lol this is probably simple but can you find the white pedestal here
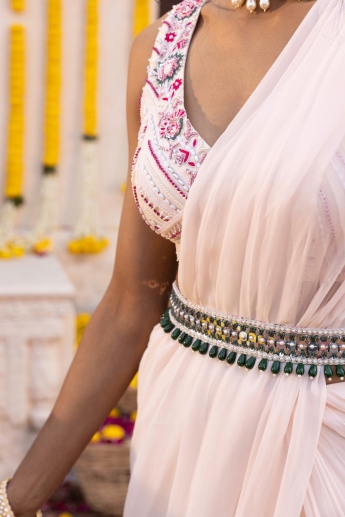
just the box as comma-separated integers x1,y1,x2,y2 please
0,256,75,478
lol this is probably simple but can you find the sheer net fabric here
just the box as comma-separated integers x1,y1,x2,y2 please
124,0,345,515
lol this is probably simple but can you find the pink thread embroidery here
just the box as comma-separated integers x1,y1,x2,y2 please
159,109,186,140
148,140,188,199
146,79,159,98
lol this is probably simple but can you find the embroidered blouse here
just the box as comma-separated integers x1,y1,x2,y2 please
131,0,209,257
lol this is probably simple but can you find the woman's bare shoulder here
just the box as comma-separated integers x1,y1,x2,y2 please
127,14,168,133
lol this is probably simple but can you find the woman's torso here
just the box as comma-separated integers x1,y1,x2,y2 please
132,0,345,331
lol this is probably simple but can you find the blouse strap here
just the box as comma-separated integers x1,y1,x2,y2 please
146,0,205,75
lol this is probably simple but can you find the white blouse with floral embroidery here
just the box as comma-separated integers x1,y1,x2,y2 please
131,0,209,258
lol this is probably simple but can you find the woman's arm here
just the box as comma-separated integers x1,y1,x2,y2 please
7,18,175,517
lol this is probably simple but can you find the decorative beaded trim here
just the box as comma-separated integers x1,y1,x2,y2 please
158,283,345,380
0,479,43,517
171,282,345,339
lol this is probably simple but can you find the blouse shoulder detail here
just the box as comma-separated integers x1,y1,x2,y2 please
131,0,210,255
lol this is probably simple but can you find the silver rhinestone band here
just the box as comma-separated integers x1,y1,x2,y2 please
170,282,345,365
171,282,345,338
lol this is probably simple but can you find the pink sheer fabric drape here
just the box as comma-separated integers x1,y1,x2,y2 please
124,0,345,515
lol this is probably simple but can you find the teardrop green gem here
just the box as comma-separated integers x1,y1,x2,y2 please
161,319,170,328
308,364,317,379
199,342,209,355
163,323,175,333
227,351,237,364
324,364,333,379
245,356,256,370
171,328,181,340
237,354,246,367
161,309,169,320
258,358,268,371
336,364,345,379
209,345,218,358
271,361,281,375
284,362,293,375
192,339,201,352
296,363,305,377
178,332,187,344
183,335,193,348
218,348,227,361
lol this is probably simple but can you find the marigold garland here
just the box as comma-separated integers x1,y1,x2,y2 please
84,0,98,138
43,0,62,168
119,0,152,195
11,0,25,12
31,0,62,255
133,0,151,37
68,0,108,255
0,25,26,259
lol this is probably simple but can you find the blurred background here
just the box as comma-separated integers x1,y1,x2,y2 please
0,0,176,516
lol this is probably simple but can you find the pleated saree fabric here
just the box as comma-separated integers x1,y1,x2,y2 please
124,0,345,515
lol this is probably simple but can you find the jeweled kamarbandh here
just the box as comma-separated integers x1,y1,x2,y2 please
160,283,345,381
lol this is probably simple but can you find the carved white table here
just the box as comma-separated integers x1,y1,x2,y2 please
0,255,75,478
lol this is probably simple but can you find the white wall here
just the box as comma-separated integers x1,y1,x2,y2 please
0,0,158,311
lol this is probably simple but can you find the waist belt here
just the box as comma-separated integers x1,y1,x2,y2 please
160,283,345,381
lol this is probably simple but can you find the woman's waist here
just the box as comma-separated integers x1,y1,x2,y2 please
161,282,345,383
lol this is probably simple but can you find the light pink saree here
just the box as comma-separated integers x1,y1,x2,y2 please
125,0,345,515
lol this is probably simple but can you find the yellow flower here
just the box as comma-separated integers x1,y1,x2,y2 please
90,431,102,443
33,238,53,255
0,247,12,259
130,373,138,389
68,236,109,254
8,243,25,257
102,425,125,442
0,243,25,259
76,313,91,349
109,408,120,418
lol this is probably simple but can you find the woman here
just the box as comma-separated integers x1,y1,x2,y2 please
3,0,345,516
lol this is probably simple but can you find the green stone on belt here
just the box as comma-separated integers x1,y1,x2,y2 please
336,364,345,380
199,342,209,355
296,363,305,377
308,364,317,379
258,358,268,371
183,335,193,348
162,309,169,319
192,339,201,352
227,351,237,365
246,356,256,370
324,364,333,380
237,354,246,367
178,332,187,344
218,348,227,361
271,361,281,376
209,345,218,358
284,362,293,376
161,318,170,328
163,323,175,333
171,328,181,340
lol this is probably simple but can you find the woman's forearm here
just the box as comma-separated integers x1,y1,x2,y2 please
7,287,166,517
